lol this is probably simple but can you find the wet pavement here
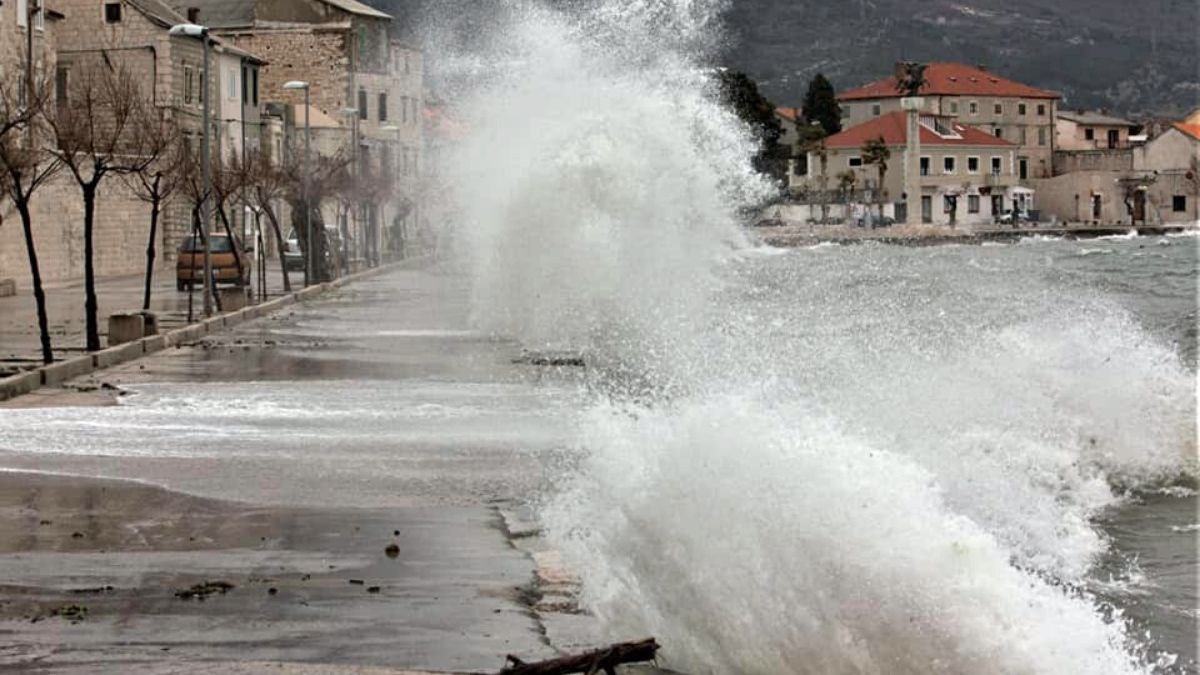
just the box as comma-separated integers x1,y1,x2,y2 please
0,263,611,673
0,262,302,373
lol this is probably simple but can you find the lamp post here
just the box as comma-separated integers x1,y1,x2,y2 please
283,81,312,286
341,107,360,269
170,22,215,316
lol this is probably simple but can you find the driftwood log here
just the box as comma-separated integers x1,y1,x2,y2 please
499,638,660,675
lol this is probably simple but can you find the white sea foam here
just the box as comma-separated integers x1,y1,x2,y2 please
430,1,1197,671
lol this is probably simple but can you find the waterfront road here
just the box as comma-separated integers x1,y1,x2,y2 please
0,263,607,673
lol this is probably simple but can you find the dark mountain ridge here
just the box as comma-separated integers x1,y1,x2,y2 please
369,0,1199,117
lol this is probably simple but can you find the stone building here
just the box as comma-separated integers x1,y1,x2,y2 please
170,0,425,261
791,111,1021,227
1056,110,1137,151
1031,121,1199,226
837,62,1059,182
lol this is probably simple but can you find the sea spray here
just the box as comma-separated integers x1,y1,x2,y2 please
426,1,1197,671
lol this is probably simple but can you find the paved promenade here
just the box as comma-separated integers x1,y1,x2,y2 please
0,263,302,374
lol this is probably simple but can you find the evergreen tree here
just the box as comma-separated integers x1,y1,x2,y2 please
802,73,842,135
715,69,787,182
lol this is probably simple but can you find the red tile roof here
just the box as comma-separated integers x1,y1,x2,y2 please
838,63,1060,101
823,111,1015,149
1173,123,1200,141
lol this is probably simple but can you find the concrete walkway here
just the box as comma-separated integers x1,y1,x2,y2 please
0,262,304,374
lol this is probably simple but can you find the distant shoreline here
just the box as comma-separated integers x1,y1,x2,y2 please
754,223,1198,247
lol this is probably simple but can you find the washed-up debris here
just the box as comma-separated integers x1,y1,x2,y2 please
348,579,364,585
512,350,586,367
51,604,88,623
175,581,234,600
70,585,115,595
500,638,659,675
366,586,381,594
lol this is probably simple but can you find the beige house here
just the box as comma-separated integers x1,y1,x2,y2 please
172,0,425,260
791,111,1022,227
838,62,1059,182
1056,111,1136,151
1032,122,1199,226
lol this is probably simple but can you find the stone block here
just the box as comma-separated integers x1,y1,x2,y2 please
0,370,42,401
41,356,95,388
108,313,145,347
93,341,144,370
219,288,249,311
140,311,159,336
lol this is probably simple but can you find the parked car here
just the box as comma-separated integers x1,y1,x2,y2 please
283,230,305,271
176,234,249,291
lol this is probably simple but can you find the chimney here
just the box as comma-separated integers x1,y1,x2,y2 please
187,7,200,23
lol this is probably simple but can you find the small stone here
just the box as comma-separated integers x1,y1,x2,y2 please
367,586,380,594
392,530,399,536
70,532,84,539
348,579,364,585
384,543,400,559
268,588,278,596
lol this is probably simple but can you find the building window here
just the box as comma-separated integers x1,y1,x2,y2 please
227,67,237,100
1173,195,1188,212
848,156,863,167
871,104,881,117
968,195,980,213
55,66,69,104
990,156,1002,175
943,157,955,174
184,65,194,104
104,2,122,22
1018,127,1027,145
967,156,980,174
920,156,931,176
1018,103,1026,116
358,89,368,120
34,2,44,30
251,69,258,106
1084,128,1095,141
949,101,959,115
994,103,1003,116
1037,127,1046,146
994,127,1003,139
1037,104,1046,116
241,66,248,104
17,0,27,27
943,196,955,213
378,92,388,121
969,101,978,115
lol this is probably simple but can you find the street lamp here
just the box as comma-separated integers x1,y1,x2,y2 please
283,80,313,286
169,22,215,316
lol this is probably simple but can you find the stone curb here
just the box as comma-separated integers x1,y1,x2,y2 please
0,258,419,402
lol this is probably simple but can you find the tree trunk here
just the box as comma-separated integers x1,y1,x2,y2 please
142,182,160,311
187,206,198,323
261,200,290,292
82,180,100,352
16,201,53,364
216,203,245,284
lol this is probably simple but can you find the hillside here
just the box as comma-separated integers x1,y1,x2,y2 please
369,0,1199,117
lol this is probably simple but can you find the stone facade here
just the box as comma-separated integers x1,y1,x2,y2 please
838,64,1059,182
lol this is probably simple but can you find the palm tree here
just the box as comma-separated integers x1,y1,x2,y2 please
860,136,891,224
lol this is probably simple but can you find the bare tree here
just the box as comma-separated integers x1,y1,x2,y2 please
280,140,351,283
243,148,292,292
0,78,61,363
49,62,152,351
123,106,185,310
211,151,248,285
